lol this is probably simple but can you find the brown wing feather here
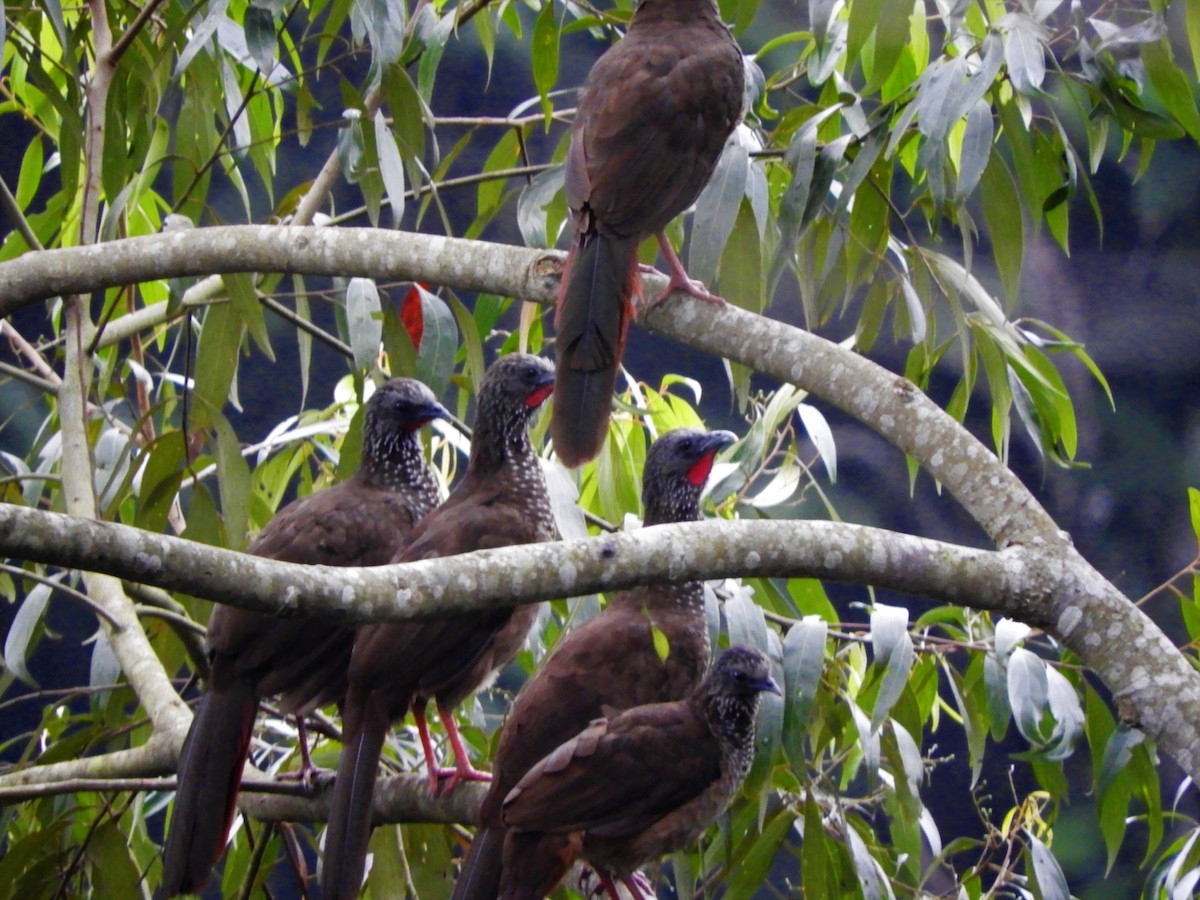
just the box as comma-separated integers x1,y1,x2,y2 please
501,704,721,839
570,17,743,238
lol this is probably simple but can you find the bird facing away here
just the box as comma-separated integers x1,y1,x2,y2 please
320,353,557,900
551,0,745,467
499,645,780,900
451,427,737,900
160,378,449,898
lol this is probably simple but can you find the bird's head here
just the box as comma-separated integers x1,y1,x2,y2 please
711,645,780,698
641,428,737,525
366,377,451,435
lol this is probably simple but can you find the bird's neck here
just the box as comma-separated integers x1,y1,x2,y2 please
701,691,760,768
359,432,440,512
633,0,718,27
468,416,536,474
641,494,700,529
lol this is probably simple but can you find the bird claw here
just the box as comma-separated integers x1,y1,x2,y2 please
427,761,492,797
642,232,726,309
277,763,327,792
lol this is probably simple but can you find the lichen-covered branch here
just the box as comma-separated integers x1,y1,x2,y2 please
0,504,1032,623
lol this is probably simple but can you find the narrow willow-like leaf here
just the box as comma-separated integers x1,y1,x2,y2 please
414,286,457,396
374,110,407,227
690,139,748,286
345,277,383,371
1007,647,1049,744
516,164,564,249
212,407,252,550
783,616,826,765
3,578,54,687
244,4,276,73
193,302,244,430
1026,829,1071,900
531,0,559,125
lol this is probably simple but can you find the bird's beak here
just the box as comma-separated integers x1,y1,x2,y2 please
411,401,452,429
700,430,738,454
754,675,782,696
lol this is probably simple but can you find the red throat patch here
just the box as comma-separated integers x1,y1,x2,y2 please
687,451,716,486
525,384,554,408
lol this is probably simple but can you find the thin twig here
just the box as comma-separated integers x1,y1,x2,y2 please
0,562,121,629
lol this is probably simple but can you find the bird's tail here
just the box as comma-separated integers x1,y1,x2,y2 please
320,689,392,900
450,823,505,900
160,677,258,897
551,231,639,467
497,831,581,900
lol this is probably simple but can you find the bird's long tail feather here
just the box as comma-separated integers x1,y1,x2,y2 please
450,823,505,900
161,676,258,897
321,689,392,900
551,231,639,467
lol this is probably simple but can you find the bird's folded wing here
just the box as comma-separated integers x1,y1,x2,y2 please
501,707,721,839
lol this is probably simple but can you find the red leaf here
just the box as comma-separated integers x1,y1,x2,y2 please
400,284,425,349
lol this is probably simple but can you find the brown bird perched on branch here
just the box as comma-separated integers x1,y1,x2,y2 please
160,378,449,898
551,0,745,467
451,427,736,900
320,353,557,900
499,645,779,900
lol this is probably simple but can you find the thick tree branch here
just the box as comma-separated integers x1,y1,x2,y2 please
0,227,559,319
0,507,1022,621
0,502,1197,782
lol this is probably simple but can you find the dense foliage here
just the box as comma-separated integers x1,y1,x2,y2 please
2,0,1200,895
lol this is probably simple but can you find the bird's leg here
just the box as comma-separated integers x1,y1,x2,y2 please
277,716,321,788
595,869,625,900
294,718,317,788
434,702,493,795
646,232,725,306
412,702,456,796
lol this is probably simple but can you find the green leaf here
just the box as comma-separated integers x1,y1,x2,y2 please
865,0,913,90
365,826,407,899
222,272,274,361
869,603,913,731
374,110,408,227
783,616,826,766
16,135,44,212
723,806,796,899
650,620,670,663
1143,37,1200,141
955,101,993,202
345,277,383,371
725,582,769,652
416,11,454,105
516,164,564,249
1190,487,1200,548
244,4,277,74
690,139,748,286
801,790,830,896
382,62,427,169
1186,0,1200,78
1025,829,1070,900
88,821,143,897
980,151,1023,302
532,0,560,126
3,578,54,687
413,286,458,395
1007,647,1049,744
211,408,252,550
192,302,244,431
718,199,764,313
846,0,885,67
473,129,520,237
